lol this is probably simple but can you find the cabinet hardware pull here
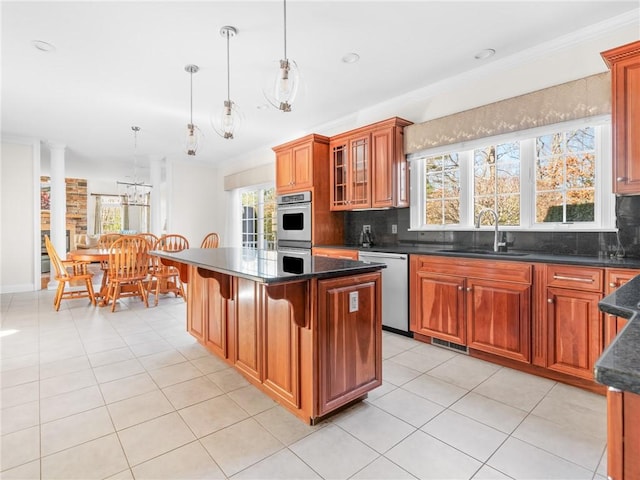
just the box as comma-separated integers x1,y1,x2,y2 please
616,177,627,182
553,274,594,283
547,298,553,304
458,286,463,291
609,282,617,288
466,287,472,292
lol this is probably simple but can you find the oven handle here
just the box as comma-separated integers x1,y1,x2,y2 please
278,247,312,256
277,203,311,211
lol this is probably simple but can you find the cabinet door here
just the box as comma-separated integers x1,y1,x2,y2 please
348,134,371,208
606,42,640,194
291,142,313,191
204,277,228,358
317,273,381,415
371,127,395,208
604,268,640,346
410,270,466,345
546,287,603,379
275,149,293,193
233,278,261,381
466,278,531,363
330,140,349,210
186,266,205,342
262,291,300,409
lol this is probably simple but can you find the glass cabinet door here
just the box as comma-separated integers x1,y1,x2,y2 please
349,136,370,208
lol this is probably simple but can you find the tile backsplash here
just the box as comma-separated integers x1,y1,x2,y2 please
344,196,640,258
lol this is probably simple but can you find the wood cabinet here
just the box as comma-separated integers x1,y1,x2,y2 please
312,247,359,260
274,134,328,194
410,255,532,362
273,133,344,246
544,264,603,380
602,41,640,194
317,273,382,415
604,268,640,347
607,388,640,480
330,117,412,210
183,264,382,423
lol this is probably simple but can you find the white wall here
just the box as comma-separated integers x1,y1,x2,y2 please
1,139,40,292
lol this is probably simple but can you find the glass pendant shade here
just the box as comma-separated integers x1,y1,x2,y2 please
184,64,201,156
265,58,299,112
185,123,201,156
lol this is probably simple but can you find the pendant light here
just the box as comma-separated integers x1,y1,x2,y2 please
117,126,152,206
184,64,202,156
264,0,300,112
212,26,241,139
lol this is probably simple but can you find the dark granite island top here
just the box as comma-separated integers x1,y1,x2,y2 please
152,247,384,284
595,274,640,395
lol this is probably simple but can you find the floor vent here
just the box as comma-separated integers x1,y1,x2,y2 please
431,337,469,354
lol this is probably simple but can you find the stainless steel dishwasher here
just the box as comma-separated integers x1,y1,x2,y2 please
358,250,410,335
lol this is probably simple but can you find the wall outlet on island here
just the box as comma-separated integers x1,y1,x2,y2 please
391,224,397,234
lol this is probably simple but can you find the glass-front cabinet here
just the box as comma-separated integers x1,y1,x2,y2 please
330,133,370,210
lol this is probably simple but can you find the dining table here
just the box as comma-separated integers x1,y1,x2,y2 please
67,248,111,304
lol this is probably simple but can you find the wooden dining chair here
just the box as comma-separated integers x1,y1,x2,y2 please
97,233,122,249
138,232,159,248
148,234,189,305
104,235,150,311
44,235,96,311
200,232,220,248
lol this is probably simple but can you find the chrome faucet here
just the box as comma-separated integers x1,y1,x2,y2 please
475,208,503,252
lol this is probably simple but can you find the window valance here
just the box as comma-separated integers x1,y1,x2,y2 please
404,72,610,155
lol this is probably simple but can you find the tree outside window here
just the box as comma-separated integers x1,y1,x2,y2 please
474,142,520,226
424,153,460,225
535,127,595,223
241,187,277,250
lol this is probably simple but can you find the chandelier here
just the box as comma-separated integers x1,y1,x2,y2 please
117,126,152,206
264,0,300,112
212,26,241,139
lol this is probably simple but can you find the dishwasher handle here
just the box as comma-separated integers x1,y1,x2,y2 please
358,251,407,261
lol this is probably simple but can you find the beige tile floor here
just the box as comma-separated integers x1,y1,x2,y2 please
1,288,608,479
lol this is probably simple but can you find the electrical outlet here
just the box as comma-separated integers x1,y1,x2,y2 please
349,291,359,312
363,225,371,233
391,224,397,234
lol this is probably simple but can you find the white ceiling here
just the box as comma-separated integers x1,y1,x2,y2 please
2,1,639,172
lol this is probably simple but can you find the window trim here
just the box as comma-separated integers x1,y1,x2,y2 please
408,117,615,232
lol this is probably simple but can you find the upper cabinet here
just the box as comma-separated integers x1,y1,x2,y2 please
602,41,640,195
330,117,412,210
274,134,329,194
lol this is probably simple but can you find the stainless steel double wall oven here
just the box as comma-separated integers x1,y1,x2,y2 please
276,191,312,273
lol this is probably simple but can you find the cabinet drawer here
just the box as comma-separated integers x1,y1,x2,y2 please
546,264,603,292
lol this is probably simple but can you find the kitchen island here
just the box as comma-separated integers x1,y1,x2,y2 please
595,274,640,480
153,248,384,424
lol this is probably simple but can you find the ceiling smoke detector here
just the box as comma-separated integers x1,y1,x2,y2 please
474,48,496,60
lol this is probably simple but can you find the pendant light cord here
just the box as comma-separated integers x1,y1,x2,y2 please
189,71,194,125
226,30,231,103
283,0,287,60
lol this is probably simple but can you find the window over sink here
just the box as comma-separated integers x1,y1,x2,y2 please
409,118,614,231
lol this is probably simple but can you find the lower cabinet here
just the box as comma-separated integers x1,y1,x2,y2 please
317,273,382,416
410,256,532,363
605,268,640,347
608,388,640,480
544,264,604,380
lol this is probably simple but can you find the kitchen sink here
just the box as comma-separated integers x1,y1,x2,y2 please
437,248,530,257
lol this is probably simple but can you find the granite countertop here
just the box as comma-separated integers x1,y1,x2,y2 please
152,248,385,285
595,275,640,395
321,244,640,269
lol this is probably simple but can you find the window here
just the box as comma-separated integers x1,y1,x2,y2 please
424,153,461,225
240,186,277,250
535,127,595,223
410,120,613,231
